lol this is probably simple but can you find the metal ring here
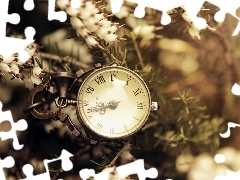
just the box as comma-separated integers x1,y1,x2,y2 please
23,101,46,113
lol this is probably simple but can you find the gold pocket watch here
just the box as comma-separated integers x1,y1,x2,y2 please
25,64,158,150
77,65,151,140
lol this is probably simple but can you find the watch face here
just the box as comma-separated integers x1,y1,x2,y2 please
77,66,151,139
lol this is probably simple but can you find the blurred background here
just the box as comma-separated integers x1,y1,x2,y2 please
1,0,240,179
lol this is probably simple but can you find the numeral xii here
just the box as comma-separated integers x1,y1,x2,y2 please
95,75,106,85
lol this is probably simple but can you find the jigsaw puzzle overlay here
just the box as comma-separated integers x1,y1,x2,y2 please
1,0,240,179
0,102,27,150
110,0,240,35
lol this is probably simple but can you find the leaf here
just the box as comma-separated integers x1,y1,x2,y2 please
34,57,43,68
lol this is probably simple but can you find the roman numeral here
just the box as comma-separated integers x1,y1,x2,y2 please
95,75,106,85
126,76,131,85
133,117,140,121
123,125,128,131
137,102,144,109
133,88,143,96
97,123,103,129
110,128,114,133
86,86,94,94
83,101,89,106
111,73,116,81
86,108,91,113
87,116,92,119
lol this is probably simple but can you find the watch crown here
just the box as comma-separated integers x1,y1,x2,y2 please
151,102,159,111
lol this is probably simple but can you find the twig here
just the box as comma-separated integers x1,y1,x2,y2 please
98,44,122,65
105,139,131,168
40,52,90,69
142,120,159,130
51,168,63,180
130,32,145,69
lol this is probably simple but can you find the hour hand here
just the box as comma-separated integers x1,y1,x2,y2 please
108,100,120,110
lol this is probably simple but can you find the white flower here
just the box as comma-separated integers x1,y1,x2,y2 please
92,13,106,22
176,153,194,173
182,11,208,40
188,27,200,40
32,66,43,77
25,76,34,89
216,147,237,165
30,74,42,85
182,12,192,23
78,10,92,20
0,62,11,73
82,19,99,32
10,62,20,75
99,19,112,28
80,2,99,14
2,55,16,64
120,150,135,163
133,25,162,39
103,34,118,42
57,0,69,10
25,43,39,56
76,27,89,38
188,154,217,180
58,0,124,46
134,25,154,35
85,36,99,47
66,6,79,16
120,143,135,163
115,6,130,19
70,17,84,29
96,27,110,37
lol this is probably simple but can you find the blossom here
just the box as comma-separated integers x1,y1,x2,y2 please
181,11,208,40
32,66,43,77
103,33,118,42
58,0,124,47
85,36,100,47
101,166,130,180
2,55,16,64
188,27,201,40
0,62,11,73
176,153,194,173
70,17,84,29
133,25,163,39
56,0,69,10
25,43,39,57
120,143,135,164
10,62,20,75
30,74,42,85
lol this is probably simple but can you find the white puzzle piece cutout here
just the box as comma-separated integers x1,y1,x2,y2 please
0,101,28,150
20,149,74,180
0,156,14,180
110,0,240,35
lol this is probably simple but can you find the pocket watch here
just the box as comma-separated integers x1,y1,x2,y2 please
77,65,151,140
24,64,158,150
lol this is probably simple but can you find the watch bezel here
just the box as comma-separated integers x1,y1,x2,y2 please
76,66,151,140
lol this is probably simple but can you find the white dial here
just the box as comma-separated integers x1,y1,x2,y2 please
77,66,151,139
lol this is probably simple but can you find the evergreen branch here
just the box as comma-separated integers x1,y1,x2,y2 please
40,52,90,69
105,139,131,168
97,44,122,65
130,32,145,69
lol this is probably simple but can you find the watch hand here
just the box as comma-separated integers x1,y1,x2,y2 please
87,102,107,115
108,100,120,110
87,101,121,115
